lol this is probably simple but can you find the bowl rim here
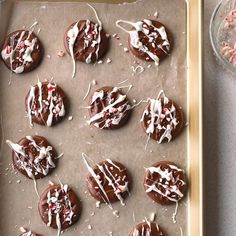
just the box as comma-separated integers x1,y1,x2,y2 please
209,0,236,74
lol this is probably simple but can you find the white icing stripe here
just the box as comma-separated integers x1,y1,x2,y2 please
27,81,65,127
87,4,103,62
56,212,61,236
140,90,178,143
88,87,131,128
98,162,128,206
1,29,38,73
46,184,74,235
145,164,185,202
67,5,104,78
82,153,113,209
21,231,36,236
82,154,129,209
6,137,55,178
67,22,79,78
116,19,170,65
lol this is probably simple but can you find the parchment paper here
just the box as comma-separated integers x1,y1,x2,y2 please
0,0,187,235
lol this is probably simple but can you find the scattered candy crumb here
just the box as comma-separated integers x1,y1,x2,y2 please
96,201,101,208
154,11,159,18
113,210,120,218
57,50,65,57
106,58,112,64
92,80,97,85
149,212,156,222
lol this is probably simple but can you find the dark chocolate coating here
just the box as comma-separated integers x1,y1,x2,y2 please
144,161,187,205
141,98,184,142
129,222,166,236
88,86,131,129
128,20,171,63
25,81,67,126
38,184,80,230
1,30,42,73
12,135,57,179
64,20,109,63
86,160,130,203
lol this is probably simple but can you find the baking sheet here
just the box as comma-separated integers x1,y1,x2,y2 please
0,0,188,235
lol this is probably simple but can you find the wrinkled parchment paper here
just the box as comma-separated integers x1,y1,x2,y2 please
0,0,187,235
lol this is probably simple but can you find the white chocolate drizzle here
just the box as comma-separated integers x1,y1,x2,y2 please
82,153,129,209
88,87,131,129
26,80,65,127
140,90,179,143
1,26,39,73
67,22,79,78
66,4,104,78
6,136,56,178
145,163,186,203
21,230,37,236
116,19,170,65
132,220,163,236
46,184,75,236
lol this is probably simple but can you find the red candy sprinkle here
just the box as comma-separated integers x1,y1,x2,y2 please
17,41,25,49
48,85,55,92
5,46,12,54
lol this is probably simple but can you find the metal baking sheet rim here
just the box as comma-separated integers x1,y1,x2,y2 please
0,0,203,235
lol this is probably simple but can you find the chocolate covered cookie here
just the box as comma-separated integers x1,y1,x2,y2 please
144,161,187,205
116,19,171,65
83,156,130,208
1,30,42,73
141,90,184,143
64,19,109,77
25,81,67,127
38,184,80,230
6,135,57,179
129,221,166,236
88,86,131,129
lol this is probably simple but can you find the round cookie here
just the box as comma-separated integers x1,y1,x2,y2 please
64,20,109,63
88,86,131,129
129,222,166,236
144,161,187,205
141,90,184,143
25,81,67,127
1,30,42,73
6,135,57,179
38,184,80,230
116,19,170,65
84,158,130,207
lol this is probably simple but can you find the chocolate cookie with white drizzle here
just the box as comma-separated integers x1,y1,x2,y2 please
6,136,57,179
116,19,171,65
64,4,109,78
20,229,42,236
25,81,67,127
144,161,187,205
141,90,184,143
88,86,131,129
38,183,80,233
129,221,166,236
1,29,42,73
83,154,130,209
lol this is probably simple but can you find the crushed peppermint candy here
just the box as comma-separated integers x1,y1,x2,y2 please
57,50,65,57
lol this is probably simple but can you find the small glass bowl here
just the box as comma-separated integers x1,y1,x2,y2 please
210,0,236,73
